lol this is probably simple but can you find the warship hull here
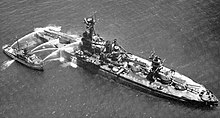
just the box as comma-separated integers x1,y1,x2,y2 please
75,52,218,107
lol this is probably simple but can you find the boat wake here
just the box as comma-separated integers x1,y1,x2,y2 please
1,60,15,71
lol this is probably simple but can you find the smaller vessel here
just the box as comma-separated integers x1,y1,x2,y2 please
2,26,79,70
2,43,44,71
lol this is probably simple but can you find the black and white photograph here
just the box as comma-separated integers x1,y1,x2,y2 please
0,0,220,117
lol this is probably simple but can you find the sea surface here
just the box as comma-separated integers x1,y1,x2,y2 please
0,0,220,118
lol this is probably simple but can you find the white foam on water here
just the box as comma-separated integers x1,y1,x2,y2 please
70,62,78,68
59,57,65,62
34,25,61,32
1,60,15,71
60,62,78,68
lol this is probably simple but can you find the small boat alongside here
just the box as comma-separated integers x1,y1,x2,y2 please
2,26,79,70
2,28,51,71
2,44,43,71
71,16,218,106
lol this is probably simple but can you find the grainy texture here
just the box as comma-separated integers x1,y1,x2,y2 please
0,0,220,118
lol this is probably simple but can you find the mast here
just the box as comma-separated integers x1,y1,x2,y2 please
93,13,96,35
84,15,96,39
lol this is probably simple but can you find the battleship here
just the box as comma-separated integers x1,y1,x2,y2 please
2,16,218,106
70,16,218,106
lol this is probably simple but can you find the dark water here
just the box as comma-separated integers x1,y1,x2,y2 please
1,0,220,117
